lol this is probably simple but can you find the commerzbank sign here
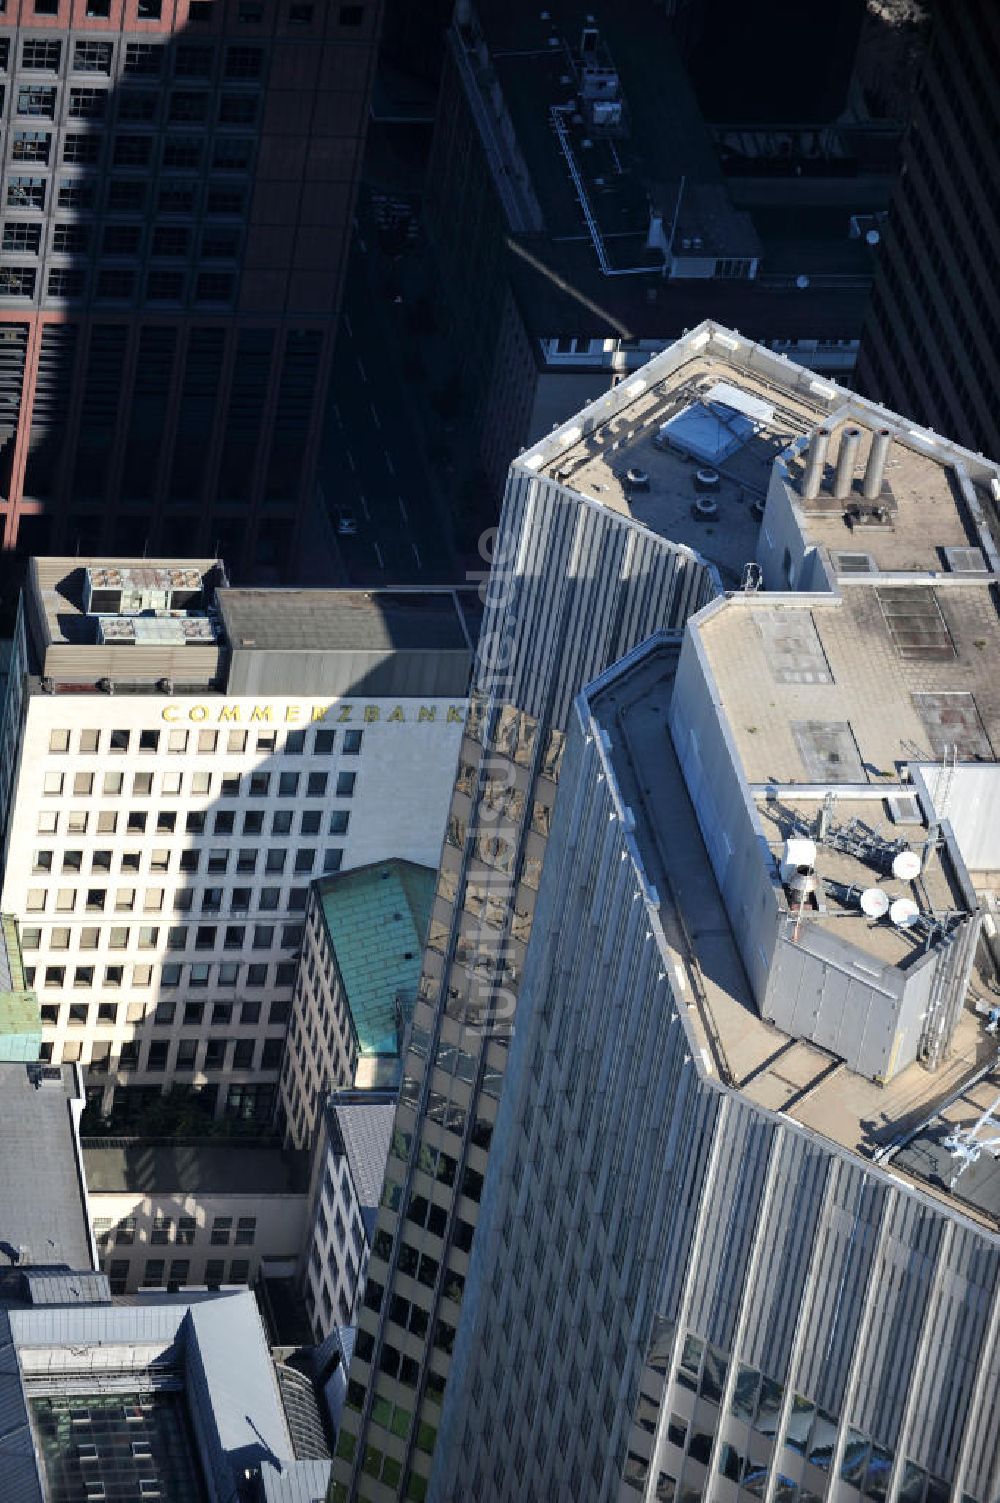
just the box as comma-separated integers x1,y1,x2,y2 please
160,700,467,725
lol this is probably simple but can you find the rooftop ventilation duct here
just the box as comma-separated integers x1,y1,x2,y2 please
802,427,831,499
834,427,862,501
863,428,892,500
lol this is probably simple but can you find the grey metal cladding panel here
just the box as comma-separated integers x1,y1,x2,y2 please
226,648,472,699
740,1132,832,1382
0,1311,42,1503
653,1077,725,1327
794,1160,886,1417
687,1108,774,1354
905,1226,1000,1479
850,1196,947,1442
963,1278,1000,1498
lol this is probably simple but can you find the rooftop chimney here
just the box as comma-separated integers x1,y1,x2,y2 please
834,427,862,501
863,428,892,501
802,427,831,500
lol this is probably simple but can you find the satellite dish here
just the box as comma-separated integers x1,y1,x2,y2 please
784,837,817,871
860,888,890,919
892,850,921,882
890,897,920,929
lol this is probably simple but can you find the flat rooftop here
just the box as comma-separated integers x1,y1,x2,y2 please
0,1063,93,1272
589,641,998,1226
317,860,435,1057
217,587,473,656
82,1139,310,1197
537,348,829,582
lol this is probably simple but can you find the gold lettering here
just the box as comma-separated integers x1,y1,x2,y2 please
189,704,208,722
161,705,179,722
284,705,301,724
337,705,353,722
447,705,465,723
250,705,273,723
418,705,436,722
311,704,330,723
388,705,405,723
218,705,241,722
364,705,380,723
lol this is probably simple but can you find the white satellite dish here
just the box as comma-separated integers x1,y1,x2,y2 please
892,850,921,882
890,897,920,929
784,837,817,871
860,888,890,919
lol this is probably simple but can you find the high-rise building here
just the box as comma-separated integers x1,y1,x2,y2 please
0,0,382,579
281,858,435,1151
0,558,471,1124
333,323,1000,1501
856,0,1000,464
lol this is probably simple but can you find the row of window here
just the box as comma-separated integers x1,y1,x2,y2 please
41,766,358,799
32,827,349,874
6,173,247,218
0,37,266,81
4,221,239,264
105,1256,250,1296
48,725,363,757
0,262,236,302
25,873,337,918
36,934,303,980
36,990,286,1024
8,0,354,33
69,1033,283,1072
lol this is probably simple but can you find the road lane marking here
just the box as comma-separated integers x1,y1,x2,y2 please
359,493,371,521
343,314,353,340
398,496,408,523
346,450,356,471
384,449,395,475
332,402,342,427
370,402,381,429
412,542,422,569
356,357,368,384
374,542,385,569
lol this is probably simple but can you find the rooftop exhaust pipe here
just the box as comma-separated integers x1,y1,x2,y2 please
863,427,892,500
834,426,862,501
802,427,831,499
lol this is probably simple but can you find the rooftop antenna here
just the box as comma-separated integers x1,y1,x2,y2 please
817,790,834,843
943,1083,1000,1187
741,562,762,593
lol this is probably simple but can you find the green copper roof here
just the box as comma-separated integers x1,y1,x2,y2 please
318,861,434,1057
0,915,41,1060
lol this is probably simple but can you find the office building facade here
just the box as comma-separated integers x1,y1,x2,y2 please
0,559,470,1123
0,0,382,577
336,323,1000,1500
856,0,999,464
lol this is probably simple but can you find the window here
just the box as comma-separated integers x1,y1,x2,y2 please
34,0,60,13
324,849,344,874
0,267,36,297
177,1217,196,1245
114,134,152,167
108,180,147,213
189,0,216,19
233,1039,253,1068
229,1259,250,1283
96,269,134,300
108,1260,129,1295
343,729,363,754
74,39,114,73
86,0,111,14
151,1215,171,1245
206,185,245,216
138,0,163,16
339,3,364,21
147,1040,169,1071
239,0,263,17
175,42,213,76
271,811,292,836
314,730,335,755
205,1259,225,1287
195,272,233,303
212,137,252,171
307,772,328,797
330,810,349,835
157,182,196,215
168,1259,190,1289
336,772,356,797
278,772,299,798
235,1216,256,1246
164,137,202,169
22,40,61,71
53,223,90,255
290,3,314,22
64,134,101,165
13,131,50,164
169,90,208,122
7,173,46,210
123,42,163,74
211,1216,232,1246
142,1258,165,1287
115,1217,137,1246
225,46,263,77
69,87,107,120
118,89,157,123
218,94,256,125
